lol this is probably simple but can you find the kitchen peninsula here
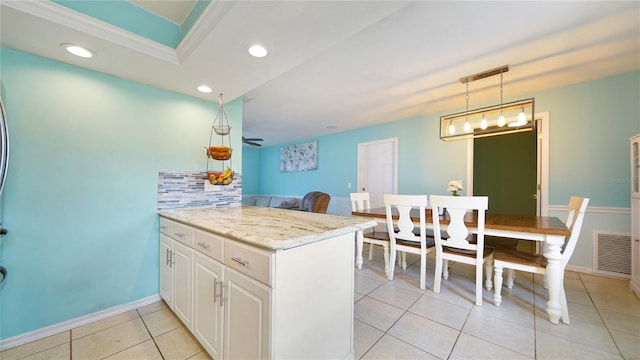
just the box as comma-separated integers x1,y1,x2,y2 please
158,206,376,360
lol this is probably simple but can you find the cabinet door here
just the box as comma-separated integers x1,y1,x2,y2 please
632,198,640,297
159,234,173,307
224,268,271,360
193,252,224,359
173,240,193,330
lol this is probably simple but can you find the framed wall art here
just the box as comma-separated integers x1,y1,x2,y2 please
280,141,317,172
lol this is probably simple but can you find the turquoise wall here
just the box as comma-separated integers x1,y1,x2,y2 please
0,47,242,340
241,146,260,194
247,72,640,207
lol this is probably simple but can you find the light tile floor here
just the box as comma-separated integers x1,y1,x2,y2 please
2,248,640,360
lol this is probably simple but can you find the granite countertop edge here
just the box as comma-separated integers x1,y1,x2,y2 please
158,206,376,251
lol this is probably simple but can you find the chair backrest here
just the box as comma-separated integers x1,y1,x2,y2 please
429,195,489,257
383,194,428,246
560,196,589,266
350,192,371,212
300,191,331,213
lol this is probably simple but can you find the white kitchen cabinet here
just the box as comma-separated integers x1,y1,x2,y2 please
159,218,194,330
173,240,193,330
159,234,173,307
224,267,271,360
193,251,224,359
631,134,640,299
158,206,367,360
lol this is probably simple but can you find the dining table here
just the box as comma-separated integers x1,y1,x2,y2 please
352,207,571,325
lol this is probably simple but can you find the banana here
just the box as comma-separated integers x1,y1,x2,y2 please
221,167,232,179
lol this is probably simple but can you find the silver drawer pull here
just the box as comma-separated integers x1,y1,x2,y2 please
231,256,249,267
174,232,185,238
197,242,211,249
160,225,168,230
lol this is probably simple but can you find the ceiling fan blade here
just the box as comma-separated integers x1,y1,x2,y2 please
243,137,264,141
245,141,262,147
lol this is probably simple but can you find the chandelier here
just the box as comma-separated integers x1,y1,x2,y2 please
440,65,535,142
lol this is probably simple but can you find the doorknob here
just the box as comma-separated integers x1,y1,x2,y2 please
533,194,538,199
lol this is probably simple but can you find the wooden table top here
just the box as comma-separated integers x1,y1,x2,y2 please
352,207,570,237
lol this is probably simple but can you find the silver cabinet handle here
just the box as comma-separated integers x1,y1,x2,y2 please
165,248,171,266
231,257,249,267
213,278,218,303
220,282,228,306
160,225,168,230
197,242,211,249
174,232,185,238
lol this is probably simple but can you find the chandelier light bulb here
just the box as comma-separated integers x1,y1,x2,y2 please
449,122,456,134
498,113,506,127
518,108,527,124
464,119,471,132
480,114,487,130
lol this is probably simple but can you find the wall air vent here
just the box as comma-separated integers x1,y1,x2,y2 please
593,231,631,278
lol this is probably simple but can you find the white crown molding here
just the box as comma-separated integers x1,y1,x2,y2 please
177,0,236,62
0,294,161,351
3,0,179,65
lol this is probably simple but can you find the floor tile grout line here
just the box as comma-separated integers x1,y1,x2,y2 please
578,273,627,359
137,308,167,360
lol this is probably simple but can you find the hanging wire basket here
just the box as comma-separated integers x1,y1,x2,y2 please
212,93,231,135
206,93,233,185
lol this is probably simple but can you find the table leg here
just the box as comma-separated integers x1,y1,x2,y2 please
355,230,364,270
543,235,565,324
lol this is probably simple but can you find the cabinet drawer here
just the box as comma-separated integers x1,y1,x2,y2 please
194,229,224,262
160,217,194,247
224,240,273,287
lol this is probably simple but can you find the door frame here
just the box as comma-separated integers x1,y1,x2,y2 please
466,111,550,216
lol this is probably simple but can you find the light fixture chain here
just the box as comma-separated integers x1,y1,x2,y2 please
465,82,469,114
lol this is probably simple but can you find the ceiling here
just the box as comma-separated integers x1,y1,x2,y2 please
1,1,639,147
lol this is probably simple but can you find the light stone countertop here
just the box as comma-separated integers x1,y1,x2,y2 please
158,206,377,250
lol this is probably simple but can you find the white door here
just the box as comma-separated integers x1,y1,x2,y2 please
159,234,173,307
224,268,271,360
193,252,224,359
357,138,398,208
173,241,193,330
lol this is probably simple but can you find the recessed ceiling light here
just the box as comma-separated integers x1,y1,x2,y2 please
197,85,213,93
248,45,268,58
61,43,95,58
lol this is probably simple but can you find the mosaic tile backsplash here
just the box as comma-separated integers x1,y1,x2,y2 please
158,171,242,210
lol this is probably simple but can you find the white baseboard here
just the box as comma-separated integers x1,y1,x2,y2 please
0,294,161,351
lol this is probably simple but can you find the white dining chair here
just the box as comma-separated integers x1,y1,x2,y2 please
384,194,435,290
430,195,493,306
350,192,391,276
493,196,589,324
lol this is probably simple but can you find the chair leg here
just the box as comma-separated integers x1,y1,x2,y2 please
400,251,407,270
433,254,442,294
388,245,396,281
505,269,515,289
382,243,390,278
475,263,483,306
484,259,493,291
493,265,503,306
419,252,426,290
368,242,375,261
443,259,450,280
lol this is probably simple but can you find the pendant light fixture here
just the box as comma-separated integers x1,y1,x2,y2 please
440,65,535,142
